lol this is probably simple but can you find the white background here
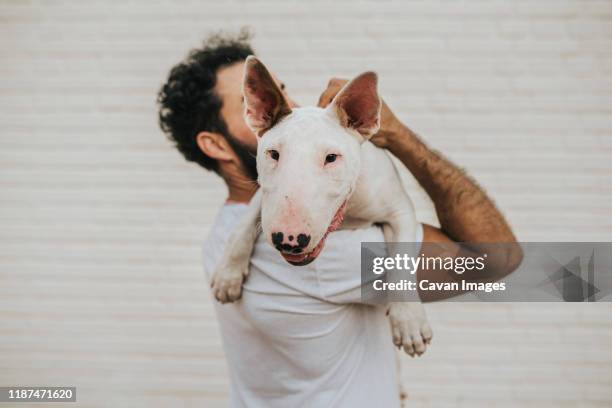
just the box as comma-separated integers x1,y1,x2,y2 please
1,1,611,407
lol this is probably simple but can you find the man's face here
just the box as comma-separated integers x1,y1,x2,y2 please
215,61,297,161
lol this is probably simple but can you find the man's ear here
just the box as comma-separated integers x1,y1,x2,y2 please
196,131,234,162
242,55,292,136
326,71,381,140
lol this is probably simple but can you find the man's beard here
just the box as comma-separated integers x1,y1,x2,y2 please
224,132,258,182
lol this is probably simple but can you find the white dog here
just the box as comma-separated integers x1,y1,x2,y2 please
211,56,432,355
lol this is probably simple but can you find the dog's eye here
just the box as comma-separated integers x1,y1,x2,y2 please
325,154,338,164
268,149,280,161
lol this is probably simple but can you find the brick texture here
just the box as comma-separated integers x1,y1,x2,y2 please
1,1,611,407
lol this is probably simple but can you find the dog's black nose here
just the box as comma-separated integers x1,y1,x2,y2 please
297,234,310,248
271,232,311,253
271,232,284,246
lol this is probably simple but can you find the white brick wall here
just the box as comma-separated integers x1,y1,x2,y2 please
1,1,611,407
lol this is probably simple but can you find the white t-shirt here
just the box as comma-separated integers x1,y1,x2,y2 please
202,203,423,408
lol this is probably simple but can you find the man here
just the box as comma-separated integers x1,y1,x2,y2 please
157,32,521,407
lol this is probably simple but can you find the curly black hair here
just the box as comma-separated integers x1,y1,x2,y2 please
157,30,254,172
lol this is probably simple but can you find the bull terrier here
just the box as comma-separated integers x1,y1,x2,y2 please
211,56,432,356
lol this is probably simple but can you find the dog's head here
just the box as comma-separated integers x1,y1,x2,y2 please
242,56,381,265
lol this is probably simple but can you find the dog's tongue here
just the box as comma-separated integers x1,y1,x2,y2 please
281,237,327,265
281,200,347,266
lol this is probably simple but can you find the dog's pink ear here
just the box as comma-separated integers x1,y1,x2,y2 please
242,56,292,136
328,71,381,139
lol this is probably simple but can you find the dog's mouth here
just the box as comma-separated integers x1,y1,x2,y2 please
280,200,348,266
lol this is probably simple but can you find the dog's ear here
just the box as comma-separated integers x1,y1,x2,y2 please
327,71,381,140
242,56,292,136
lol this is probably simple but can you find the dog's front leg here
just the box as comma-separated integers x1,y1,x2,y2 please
382,214,433,357
211,190,262,303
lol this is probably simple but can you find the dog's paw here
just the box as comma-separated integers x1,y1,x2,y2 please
387,302,433,357
211,264,246,304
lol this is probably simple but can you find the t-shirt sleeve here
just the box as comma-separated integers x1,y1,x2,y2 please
315,224,423,304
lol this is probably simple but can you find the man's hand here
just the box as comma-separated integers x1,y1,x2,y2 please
317,78,405,149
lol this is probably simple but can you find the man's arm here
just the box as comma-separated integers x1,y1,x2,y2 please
383,122,523,301
319,78,523,302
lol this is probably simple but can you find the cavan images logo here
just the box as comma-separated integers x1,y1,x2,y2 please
361,242,612,303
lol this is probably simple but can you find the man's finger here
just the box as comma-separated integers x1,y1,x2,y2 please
317,78,348,108
317,90,336,108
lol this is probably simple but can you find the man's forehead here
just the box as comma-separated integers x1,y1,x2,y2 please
216,61,246,97
216,60,283,97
